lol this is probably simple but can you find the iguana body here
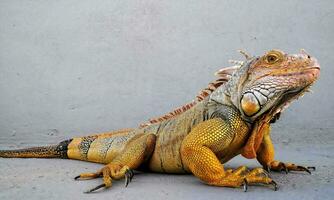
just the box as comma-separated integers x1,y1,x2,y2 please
0,50,320,193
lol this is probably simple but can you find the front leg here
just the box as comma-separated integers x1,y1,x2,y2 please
256,123,315,174
181,118,277,191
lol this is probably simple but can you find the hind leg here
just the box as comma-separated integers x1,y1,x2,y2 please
75,134,156,193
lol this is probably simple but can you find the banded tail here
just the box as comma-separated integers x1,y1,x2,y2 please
0,139,72,159
0,128,135,162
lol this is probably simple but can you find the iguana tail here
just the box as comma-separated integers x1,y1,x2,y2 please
0,128,135,162
0,139,72,158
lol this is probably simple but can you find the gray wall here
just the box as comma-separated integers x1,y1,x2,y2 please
0,0,333,146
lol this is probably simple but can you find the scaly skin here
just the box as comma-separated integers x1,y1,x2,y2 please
0,49,320,193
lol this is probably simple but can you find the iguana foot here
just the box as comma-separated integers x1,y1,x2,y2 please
209,167,278,191
74,163,134,193
264,161,316,174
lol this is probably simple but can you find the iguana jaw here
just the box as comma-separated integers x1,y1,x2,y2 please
267,82,314,122
260,65,320,123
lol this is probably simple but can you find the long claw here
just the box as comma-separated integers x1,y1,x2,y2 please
125,173,130,187
261,169,270,178
129,169,134,182
264,165,271,173
297,166,311,174
84,184,106,194
243,179,248,192
125,176,129,187
73,172,102,180
124,169,134,184
271,180,279,191
308,166,316,171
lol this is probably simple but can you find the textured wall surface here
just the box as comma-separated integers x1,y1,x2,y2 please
0,0,333,199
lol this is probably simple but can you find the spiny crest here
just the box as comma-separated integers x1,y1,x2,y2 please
138,66,237,128
139,50,250,128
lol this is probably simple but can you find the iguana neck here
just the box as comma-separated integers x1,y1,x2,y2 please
209,58,254,119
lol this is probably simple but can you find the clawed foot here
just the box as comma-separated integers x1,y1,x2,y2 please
242,178,278,192
74,163,134,193
210,166,278,191
263,161,316,174
241,167,278,192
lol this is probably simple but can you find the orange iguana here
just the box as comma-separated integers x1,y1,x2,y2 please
0,49,320,193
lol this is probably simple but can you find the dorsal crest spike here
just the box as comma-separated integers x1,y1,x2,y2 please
300,49,307,54
214,65,240,76
238,49,251,60
228,60,244,65
139,65,239,128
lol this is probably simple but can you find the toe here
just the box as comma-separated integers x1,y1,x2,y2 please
74,172,101,180
84,184,106,193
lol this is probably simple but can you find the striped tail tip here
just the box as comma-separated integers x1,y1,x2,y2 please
0,139,72,159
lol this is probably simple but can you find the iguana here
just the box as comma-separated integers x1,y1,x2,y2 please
0,49,320,193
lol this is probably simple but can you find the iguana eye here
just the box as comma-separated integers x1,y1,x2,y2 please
264,50,283,64
266,55,278,63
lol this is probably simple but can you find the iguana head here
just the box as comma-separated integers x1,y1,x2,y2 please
212,49,320,123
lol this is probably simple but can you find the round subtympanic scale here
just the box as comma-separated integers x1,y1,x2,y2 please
241,93,260,116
